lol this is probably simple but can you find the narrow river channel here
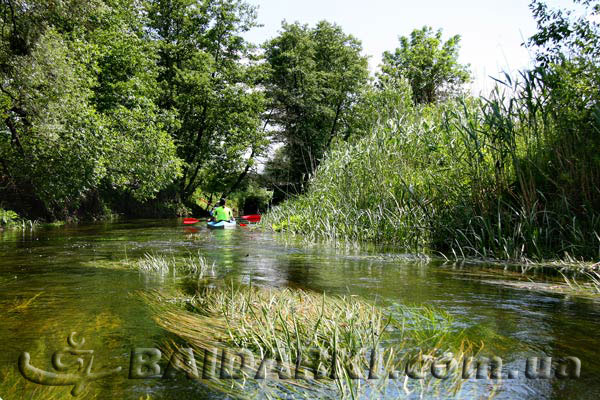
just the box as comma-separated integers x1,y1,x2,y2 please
1,220,599,399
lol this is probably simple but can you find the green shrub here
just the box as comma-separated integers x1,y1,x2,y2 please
0,208,20,227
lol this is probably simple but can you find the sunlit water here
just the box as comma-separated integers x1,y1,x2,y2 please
1,220,599,399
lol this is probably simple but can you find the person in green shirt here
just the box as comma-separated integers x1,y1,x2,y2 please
212,198,234,222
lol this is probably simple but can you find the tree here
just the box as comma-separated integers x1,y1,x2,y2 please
0,0,181,218
263,20,369,188
379,26,470,105
528,0,600,66
145,0,268,204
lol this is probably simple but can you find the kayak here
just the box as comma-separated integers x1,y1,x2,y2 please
207,220,237,229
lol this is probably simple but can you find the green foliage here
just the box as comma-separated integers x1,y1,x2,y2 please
264,70,600,261
528,0,600,66
379,26,471,104
230,181,273,214
146,0,268,201
263,1,600,262
0,0,181,218
0,208,19,226
263,20,370,187
345,77,415,139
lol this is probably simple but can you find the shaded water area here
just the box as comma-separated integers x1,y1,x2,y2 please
1,219,599,399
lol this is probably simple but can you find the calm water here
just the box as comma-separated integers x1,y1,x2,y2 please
1,220,599,399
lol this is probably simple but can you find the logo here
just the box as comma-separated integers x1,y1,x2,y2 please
18,332,122,396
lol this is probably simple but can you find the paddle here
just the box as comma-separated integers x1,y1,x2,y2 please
183,217,247,227
240,214,261,223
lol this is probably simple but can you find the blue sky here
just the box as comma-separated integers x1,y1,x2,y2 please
243,0,577,94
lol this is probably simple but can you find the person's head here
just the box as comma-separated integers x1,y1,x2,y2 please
219,198,226,207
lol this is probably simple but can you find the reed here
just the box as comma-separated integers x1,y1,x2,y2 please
263,70,600,263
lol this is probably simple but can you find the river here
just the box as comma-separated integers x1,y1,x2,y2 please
1,220,599,399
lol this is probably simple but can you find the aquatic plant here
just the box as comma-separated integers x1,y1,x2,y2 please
144,284,483,399
133,252,214,278
561,268,600,297
135,254,172,275
0,208,37,230
8,292,44,313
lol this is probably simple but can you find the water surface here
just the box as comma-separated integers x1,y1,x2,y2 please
1,220,598,399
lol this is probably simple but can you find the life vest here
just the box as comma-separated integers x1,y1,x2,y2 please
214,206,233,222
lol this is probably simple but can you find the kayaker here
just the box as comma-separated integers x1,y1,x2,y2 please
213,198,234,222
207,200,216,222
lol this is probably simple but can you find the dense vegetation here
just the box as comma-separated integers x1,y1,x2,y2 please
264,0,600,262
1,0,599,261
0,0,268,219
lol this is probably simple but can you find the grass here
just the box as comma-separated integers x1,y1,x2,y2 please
561,268,600,297
143,283,485,399
132,252,215,277
263,70,600,265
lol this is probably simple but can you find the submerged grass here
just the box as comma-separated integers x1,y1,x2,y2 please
0,365,153,400
144,284,486,399
561,268,600,297
7,292,44,312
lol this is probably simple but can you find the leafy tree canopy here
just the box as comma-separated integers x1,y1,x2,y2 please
263,20,369,187
146,0,268,202
379,26,470,105
0,0,181,217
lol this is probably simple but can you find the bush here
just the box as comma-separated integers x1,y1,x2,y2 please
0,208,20,227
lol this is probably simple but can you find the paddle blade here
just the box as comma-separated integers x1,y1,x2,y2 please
240,214,261,222
183,218,200,225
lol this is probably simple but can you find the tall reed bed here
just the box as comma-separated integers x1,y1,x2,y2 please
264,70,600,262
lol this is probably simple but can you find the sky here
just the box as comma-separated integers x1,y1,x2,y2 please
243,0,578,94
